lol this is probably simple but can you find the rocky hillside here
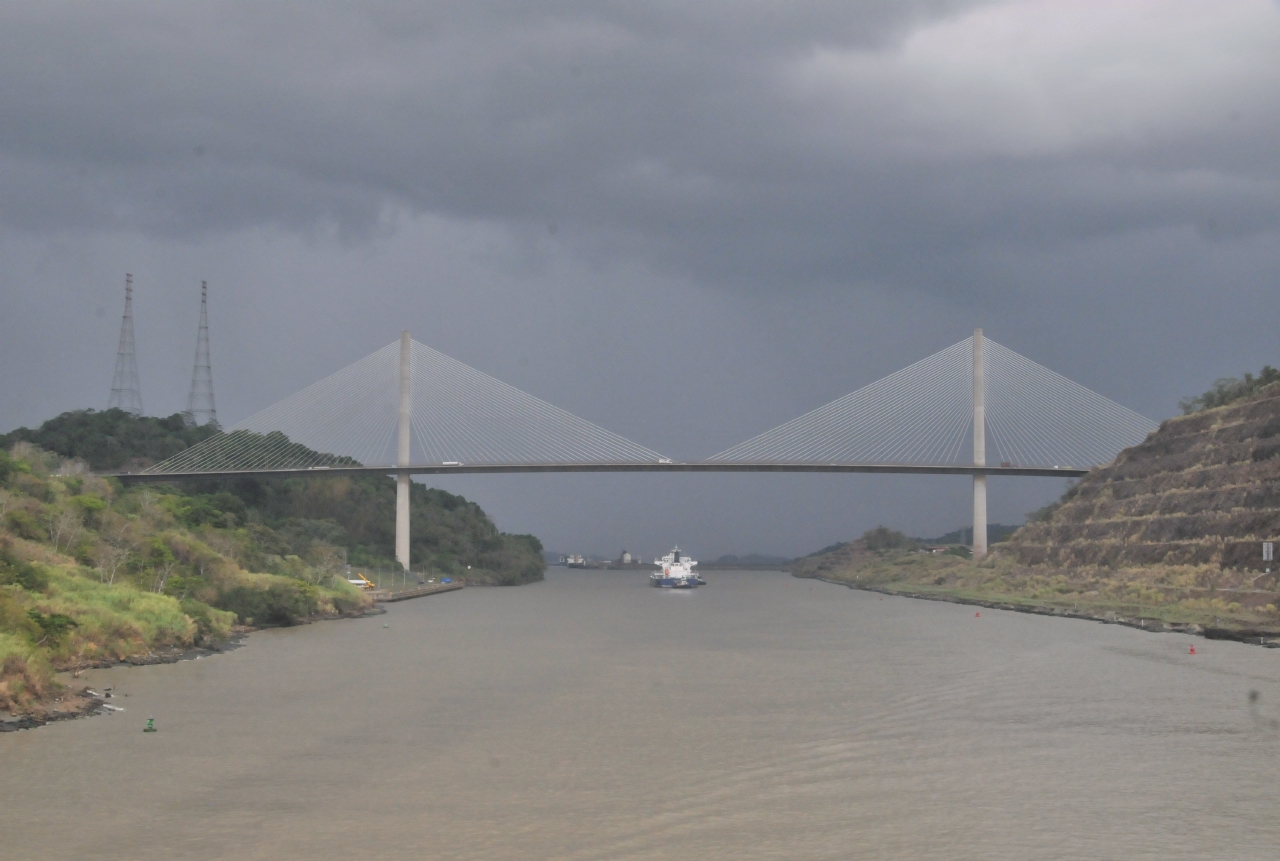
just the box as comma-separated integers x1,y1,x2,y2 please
1006,383,1280,573
786,380,1280,638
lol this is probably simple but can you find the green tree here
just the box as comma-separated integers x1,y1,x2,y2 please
0,409,219,471
862,526,917,553
0,543,49,592
1180,365,1280,414
26,610,77,647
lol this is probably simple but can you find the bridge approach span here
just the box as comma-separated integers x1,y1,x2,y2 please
113,462,1089,482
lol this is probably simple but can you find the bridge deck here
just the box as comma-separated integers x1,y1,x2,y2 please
113,462,1089,482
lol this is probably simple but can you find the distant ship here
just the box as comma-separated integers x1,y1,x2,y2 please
650,547,703,588
564,554,587,568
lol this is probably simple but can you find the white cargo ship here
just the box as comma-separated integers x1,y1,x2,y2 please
650,547,703,588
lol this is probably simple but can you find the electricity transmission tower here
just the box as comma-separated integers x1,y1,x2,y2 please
107,273,143,415
185,280,218,427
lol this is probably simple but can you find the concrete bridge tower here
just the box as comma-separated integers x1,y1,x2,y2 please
972,328,988,559
397,331,412,570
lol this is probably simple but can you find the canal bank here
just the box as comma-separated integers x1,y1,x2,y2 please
795,573,1280,647
787,538,1280,644
2,585,465,732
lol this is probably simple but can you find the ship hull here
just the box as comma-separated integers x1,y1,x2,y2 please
650,575,698,588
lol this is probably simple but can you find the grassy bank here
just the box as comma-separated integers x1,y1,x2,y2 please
2,409,551,715
789,533,1280,638
0,442,370,714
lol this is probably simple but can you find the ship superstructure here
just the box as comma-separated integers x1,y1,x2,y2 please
650,547,703,588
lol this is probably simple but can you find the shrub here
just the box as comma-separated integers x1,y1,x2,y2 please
215,577,320,626
5,507,45,541
26,610,77,646
179,598,235,643
0,590,39,638
862,526,917,553
0,550,49,592
0,633,55,711
1180,366,1280,414
69,494,107,513
9,442,51,475
38,569,198,656
325,580,366,615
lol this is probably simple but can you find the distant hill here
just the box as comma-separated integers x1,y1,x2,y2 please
798,522,1020,557
805,541,848,558
920,524,1021,546
705,553,792,567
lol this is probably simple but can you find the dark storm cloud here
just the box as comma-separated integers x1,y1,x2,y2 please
4,1,1280,556
5,1,1276,297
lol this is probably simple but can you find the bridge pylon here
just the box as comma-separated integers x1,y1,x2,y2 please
972,328,988,560
396,331,412,571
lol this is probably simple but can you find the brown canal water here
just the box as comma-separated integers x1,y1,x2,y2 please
3,570,1279,860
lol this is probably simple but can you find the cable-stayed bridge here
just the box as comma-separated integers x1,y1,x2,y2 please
122,330,1156,564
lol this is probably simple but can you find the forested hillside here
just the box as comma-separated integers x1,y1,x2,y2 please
2,409,545,583
183,473,545,583
0,408,219,471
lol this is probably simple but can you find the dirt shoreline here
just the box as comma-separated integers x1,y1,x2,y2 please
0,606,386,732
794,573,1280,648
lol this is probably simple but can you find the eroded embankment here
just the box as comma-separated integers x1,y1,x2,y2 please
1008,387,1280,571
788,539,1280,647
794,570,1280,647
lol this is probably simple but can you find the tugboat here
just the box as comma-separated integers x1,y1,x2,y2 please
650,547,702,588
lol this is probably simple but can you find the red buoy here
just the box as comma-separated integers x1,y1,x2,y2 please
975,612,981,618
1189,645,1197,655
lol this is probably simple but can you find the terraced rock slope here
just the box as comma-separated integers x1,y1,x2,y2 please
1006,383,1280,576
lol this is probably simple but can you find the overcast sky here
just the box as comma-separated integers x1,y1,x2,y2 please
2,1,1279,558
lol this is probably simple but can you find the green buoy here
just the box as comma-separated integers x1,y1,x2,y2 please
143,717,157,733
